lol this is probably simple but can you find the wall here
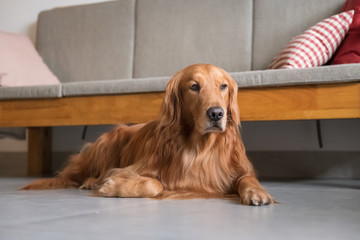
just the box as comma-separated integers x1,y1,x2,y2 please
0,0,359,178
0,0,110,175
0,0,111,43
0,0,110,153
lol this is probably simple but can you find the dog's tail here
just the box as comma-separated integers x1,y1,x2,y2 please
19,124,135,191
19,177,75,190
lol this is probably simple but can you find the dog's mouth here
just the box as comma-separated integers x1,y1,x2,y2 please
205,121,225,133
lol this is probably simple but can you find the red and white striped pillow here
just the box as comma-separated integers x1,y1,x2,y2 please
269,10,354,69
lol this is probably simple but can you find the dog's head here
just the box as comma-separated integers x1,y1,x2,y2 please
160,64,240,135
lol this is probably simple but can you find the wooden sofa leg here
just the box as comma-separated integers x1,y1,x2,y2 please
27,127,52,176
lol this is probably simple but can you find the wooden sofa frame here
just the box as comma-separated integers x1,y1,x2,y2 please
0,82,359,176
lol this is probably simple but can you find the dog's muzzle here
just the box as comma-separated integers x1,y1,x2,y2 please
206,107,225,132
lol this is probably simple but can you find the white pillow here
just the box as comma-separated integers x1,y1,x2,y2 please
0,31,60,87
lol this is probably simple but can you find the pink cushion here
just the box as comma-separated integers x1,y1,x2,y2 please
0,31,60,87
330,0,360,64
269,11,354,69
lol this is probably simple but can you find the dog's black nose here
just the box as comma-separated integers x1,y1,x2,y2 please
207,107,224,122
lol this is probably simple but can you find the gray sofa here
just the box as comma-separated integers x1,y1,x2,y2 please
0,0,359,175
1,0,360,99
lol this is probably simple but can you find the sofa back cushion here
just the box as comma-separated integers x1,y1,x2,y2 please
36,0,351,83
36,0,135,83
252,0,345,70
133,0,253,78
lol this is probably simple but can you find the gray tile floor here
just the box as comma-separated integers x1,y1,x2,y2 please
1,178,359,240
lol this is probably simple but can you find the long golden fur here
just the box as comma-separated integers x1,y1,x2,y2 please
22,64,274,206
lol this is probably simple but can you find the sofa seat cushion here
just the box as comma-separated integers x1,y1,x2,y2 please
62,77,170,97
0,85,61,100
1,64,358,99
60,63,360,97
232,63,360,88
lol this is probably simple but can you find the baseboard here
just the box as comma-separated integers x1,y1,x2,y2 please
248,151,360,179
0,152,27,177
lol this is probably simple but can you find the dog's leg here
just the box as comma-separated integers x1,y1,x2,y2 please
237,175,274,206
97,168,164,198
80,177,103,190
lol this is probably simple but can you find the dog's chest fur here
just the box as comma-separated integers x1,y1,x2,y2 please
160,134,238,193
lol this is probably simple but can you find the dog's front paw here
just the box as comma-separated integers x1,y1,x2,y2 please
96,173,164,198
239,187,274,206
97,179,118,197
80,177,101,190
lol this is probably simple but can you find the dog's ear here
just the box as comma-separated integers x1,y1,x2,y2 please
226,73,240,126
159,71,183,126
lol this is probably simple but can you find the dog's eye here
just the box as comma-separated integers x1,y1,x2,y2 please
190,83,200,92
220,84,228,91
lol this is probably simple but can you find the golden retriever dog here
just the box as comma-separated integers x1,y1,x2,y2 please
22,64,274,206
